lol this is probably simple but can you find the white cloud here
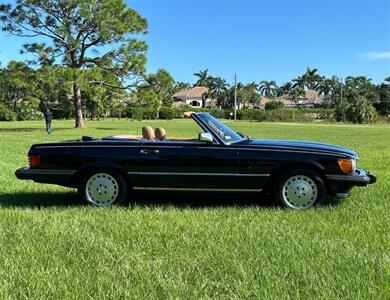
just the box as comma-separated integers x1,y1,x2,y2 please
359,51,390,60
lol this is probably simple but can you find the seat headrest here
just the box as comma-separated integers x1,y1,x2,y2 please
155,127,166,141
142,126,155,140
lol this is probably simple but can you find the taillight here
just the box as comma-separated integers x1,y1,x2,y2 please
29,155,41,168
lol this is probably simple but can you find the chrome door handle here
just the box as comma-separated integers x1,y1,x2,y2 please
140,149,159,154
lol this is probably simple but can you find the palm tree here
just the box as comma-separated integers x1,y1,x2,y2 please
290,87,305,105
244,82,260,108
278,82,293,96
292,76,305,89
259,80,278,98
246,82,258,91
317,78,332,98
193,69,213,87
234,82,245,109
207,77,229,108
293,67,322,90
303,67,322,90
175,81,191,91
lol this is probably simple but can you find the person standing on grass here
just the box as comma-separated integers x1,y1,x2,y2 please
45,109,53,135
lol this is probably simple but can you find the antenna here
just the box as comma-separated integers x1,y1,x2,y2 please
234,74,237,121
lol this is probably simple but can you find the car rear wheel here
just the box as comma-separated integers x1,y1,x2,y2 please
79,170,128,207
273,169,326,209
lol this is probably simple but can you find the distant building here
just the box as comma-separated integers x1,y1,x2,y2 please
276,89,324,108
172,87,323,109
172,86,217,108
255,90,323,109
241,96,270,109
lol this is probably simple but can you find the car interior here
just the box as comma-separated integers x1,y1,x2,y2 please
109,126,199,143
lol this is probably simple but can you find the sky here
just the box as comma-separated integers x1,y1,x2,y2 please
0,0,389,85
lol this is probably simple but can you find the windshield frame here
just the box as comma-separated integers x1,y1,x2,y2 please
193,113,246,145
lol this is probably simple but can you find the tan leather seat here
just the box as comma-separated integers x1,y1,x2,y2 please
155,127,166,141
142,126,155,141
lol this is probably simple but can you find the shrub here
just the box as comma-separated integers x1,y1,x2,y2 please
265,100,284,111
16,107,44,121
0,104,16,121
207,108,229,119
173,107,188,118
127,107,158,120
265,109,295,122
344,97,378,124
238,109,266,121
159,107,175,119
171,107,229,119
127,107,143,120
317,109,335,121
142,107,158,120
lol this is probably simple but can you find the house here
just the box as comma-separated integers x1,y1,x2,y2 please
255,90,324,109
259,97,294,108
172,86,217,108
276,89,324,108
241,96,270,109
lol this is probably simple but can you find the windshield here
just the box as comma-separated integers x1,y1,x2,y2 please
197,113,246,144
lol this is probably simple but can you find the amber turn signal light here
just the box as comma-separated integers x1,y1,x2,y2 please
338,159,353,174
29,155,41,168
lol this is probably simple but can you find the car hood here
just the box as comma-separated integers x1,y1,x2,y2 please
245,139,357,158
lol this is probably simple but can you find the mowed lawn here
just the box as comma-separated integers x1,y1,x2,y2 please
0,118,389,299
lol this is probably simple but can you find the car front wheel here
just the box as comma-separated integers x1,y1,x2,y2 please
79,170,128,207
273,169,326,209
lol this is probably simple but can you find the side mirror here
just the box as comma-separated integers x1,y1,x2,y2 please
199,132,214,143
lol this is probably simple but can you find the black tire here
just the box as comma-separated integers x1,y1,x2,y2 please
273,169,326,209
78,169,128,207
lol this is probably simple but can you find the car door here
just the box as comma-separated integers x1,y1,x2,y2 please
136,141,240,190
134,140,184,189
177,142,240,190
236,146,275,190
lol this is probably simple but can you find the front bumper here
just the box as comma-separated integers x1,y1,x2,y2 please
327,168,376,187
15,167,76,187
327,168,376,198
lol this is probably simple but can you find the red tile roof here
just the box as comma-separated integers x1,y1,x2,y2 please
173,86,209,99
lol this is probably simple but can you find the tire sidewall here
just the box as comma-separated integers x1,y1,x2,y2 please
274,169,326,209
79,169,128,206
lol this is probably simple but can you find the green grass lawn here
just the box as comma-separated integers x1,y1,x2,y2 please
0,118,389,299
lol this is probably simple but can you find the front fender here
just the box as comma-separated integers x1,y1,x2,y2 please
264,160,326,192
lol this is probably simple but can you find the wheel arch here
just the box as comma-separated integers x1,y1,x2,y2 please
264,160,327,193
71,161,131,188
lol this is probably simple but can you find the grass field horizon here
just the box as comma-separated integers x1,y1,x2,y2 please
0,119,389,299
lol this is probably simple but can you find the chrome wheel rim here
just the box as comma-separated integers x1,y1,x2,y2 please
282,175,317,209
85,173,119,206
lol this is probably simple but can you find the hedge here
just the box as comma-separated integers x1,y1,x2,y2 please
125,107,335,122
265,100,285,110
159,107,175,119
126,107,158,120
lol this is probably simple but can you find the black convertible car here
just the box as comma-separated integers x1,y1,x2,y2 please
16,112,376,209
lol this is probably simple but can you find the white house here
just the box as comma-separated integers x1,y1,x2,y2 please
172,86,217,108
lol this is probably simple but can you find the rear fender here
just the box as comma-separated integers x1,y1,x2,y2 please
72,161,130,187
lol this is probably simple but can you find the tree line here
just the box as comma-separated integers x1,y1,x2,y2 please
0,0,389,125
191,68,390,123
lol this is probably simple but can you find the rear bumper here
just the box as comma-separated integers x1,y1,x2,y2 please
327,168,376,187
15,167,76,187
